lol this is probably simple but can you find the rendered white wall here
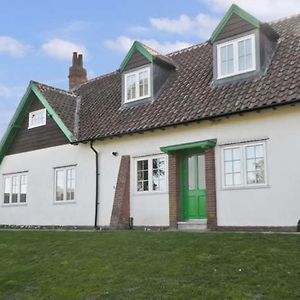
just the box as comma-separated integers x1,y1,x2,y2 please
0,144,95,226
93,105,300,227
1,105,300,227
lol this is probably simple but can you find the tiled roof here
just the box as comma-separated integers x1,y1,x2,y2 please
32,81,80,136
34,14,300,142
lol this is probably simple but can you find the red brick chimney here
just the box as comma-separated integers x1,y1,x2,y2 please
68,52,87,90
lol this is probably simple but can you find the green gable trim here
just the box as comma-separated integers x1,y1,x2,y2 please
210,4,260,43
30,85,75,142
120,41,154,72
0,82,75,165
160,139,217,154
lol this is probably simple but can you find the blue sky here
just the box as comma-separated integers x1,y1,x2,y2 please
1,0,299,138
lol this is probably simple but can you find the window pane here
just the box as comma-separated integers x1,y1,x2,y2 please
233,148,240,160
225,174,233,186
233,173,241,185
139,70,149,98
137,160,149,191
256,171,265,184
56,170,65,201
246,144,265,185
224,149,232,161
188,156,196,190
126,74,136,100
4,177,11,204
224,147,242,186
256,145,264,158
20,175,27,203
247,159,256,172
247,171,256,184
238,38,253,71
197,155,206,189
246,146,255,158
29,109,46,128
225,161,232,174
233,160,241,173
66,169,75,201
152,158,165,191
220,44,234,76
11,176,19,203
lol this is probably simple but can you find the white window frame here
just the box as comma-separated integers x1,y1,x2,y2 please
28,108,47,129
217,34,256,79
221,141,267,189
2,172,28,206
135,155,167,194
54,166,76,203
124,67,151,103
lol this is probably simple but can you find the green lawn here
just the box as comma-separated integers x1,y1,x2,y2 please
0,231,299,300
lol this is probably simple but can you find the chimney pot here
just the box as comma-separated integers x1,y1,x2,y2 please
68,52,87,90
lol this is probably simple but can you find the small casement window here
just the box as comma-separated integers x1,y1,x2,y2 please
54,166,76,202
28,108,47,129
136,156,166,192
3,172,28,205
124,67,150,103
222,142,267,188
217,34,256,79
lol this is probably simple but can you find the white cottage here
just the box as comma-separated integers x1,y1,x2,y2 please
0,5,299,231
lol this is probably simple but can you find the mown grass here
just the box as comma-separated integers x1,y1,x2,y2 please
0,231,299,299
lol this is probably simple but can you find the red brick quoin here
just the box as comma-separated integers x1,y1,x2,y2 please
110,155,130,229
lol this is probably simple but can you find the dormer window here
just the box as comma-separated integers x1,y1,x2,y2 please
124,67,151,103
28,108,46,129
217,34,256,79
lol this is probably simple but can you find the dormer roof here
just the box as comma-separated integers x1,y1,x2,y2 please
120,41,176,72
210,4,260,43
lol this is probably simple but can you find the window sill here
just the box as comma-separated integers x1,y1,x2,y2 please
124,94,151,104
221,184,271,191
217,67,256,80
53,200,76,205
1,202,28,207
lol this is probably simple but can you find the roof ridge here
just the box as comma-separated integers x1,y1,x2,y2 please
31,80,77,97
73,70,119,91
267,12,300,25
167,42,209,57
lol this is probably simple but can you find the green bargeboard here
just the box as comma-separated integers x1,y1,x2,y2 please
181,153,207,220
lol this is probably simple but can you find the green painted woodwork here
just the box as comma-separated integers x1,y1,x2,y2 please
210,4,260,43
120,41,154,72
30,85,75,142
0,82,75,165
160,139,216,154
181,152,207,220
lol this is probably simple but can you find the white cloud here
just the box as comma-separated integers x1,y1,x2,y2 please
150,13,219,39
204,0,300,21
64,21,91,32
0,36,29,58
0,84,24,99
42,38,87,61
104,36,192,54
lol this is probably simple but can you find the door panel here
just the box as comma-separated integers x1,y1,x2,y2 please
182,153,207,220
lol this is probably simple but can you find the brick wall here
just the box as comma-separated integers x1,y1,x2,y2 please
168,153,181,228
205,148,217,229
110,155,130,229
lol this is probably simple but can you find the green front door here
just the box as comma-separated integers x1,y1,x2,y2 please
182,152,207,220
